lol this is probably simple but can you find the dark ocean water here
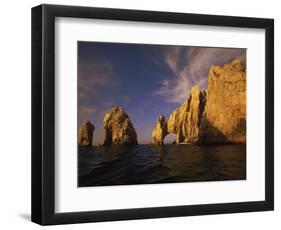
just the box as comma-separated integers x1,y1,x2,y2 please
78,144,246,187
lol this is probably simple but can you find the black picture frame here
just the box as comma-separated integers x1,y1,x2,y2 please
31,4,274,225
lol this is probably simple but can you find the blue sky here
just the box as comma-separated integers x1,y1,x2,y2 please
78,41,246,144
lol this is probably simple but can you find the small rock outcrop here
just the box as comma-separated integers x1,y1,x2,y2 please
152,115,167,145
78,120,95,146
103,107,138,145
152,59,246,145
199,60,246,144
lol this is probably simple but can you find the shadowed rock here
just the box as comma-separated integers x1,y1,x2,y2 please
103,107,138,145
78,120,95,146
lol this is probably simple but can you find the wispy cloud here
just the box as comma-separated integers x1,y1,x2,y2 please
78,60,115,99
153,46,246,104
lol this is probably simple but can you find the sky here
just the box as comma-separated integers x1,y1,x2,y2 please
78,41,246,145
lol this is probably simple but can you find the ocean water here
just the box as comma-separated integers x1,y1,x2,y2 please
78,144,246,187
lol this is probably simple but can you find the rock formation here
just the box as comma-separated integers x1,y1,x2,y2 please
199,60,246,144
78,120,95,146
103,107,138,145
167,86,207,144
152,59,246,145
152,115,167,145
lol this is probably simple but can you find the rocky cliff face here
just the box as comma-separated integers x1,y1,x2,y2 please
199,60,246,144
78,120,95,146
152,59,246,145
103,107,138,145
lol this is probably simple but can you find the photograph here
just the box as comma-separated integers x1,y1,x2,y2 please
77,42,247,187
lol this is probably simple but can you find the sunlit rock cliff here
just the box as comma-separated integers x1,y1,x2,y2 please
103,107,138,145
152,59,246,145
199,60,246,144
78,120,95,146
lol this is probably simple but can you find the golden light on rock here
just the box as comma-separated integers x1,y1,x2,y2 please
152,59,246,145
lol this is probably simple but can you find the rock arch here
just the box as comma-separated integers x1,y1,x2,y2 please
152,86,206,145
164,133,177,144
151,60,246,145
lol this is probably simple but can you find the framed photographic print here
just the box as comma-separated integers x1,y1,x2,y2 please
31,4,274,225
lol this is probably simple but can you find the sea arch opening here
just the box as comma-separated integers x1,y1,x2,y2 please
163,133,176,145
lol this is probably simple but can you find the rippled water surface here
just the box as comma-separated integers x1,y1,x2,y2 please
78,144,246,187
